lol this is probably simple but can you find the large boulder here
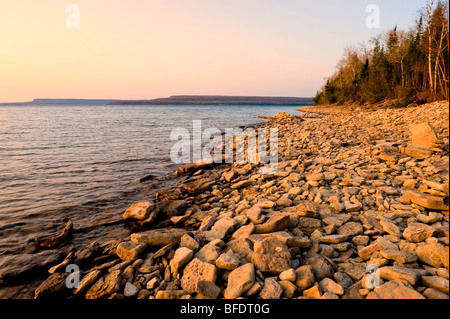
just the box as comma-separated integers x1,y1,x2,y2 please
181,258,218,294
251,238,291,274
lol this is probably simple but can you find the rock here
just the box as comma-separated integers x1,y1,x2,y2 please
34,273,68,299
400,147,434,159
344,203,362,213
378,186,399,196
422,288,450,299
231,180,253,189
196,280,222,299
380,250,417,264
156,188,183,201
232,223,255,239
223,170,239,183
195,241,222,264
319,278,344,296
216,253,240,270
177,161,213,175
0,250,62,284
300,253,334,281
224,263,255,299
181,178,215,194
123,202,157,222
279,280,297,298
124,282,139,297
403,223,435,243
298,217,322,234
337,222,363,237
85,270,122,299
409,122,440,150
204,217,237,241
181,258,218,294
306,173,324,182
246,206,266,225
116,241,147,261
366,280,425,299
320,235,349,244
421,276,449,294
260,278,283,299
334,272,354,289
252,238,291,274
379,267,421,286
257,200,276,209
171,247,194,270
338,263,366,281
404,190,449,211
279,269,297,282
416,243,449,269
254,214,291,234
303,285,322,299
380,219,402,237
277,194,293,207
155,290,189,299
224,239,254,263
74,270,102,295
295,265,315,291
34,221,73,248
131,228,189,246
180,234,200,251
156,200,188,218
342,282,364,300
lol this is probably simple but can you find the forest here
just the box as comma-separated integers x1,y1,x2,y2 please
314,0,449,107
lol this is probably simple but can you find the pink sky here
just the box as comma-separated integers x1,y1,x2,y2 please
0,0,424,102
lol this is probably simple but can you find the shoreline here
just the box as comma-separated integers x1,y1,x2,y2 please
1,101,449,299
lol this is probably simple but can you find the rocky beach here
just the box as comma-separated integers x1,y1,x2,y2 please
1,101,449,300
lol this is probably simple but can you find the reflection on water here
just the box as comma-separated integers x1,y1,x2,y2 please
0,104,302,254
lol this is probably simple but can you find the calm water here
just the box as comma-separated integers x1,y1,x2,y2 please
0,104,303,255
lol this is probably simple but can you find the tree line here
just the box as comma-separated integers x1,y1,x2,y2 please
314,0,449,106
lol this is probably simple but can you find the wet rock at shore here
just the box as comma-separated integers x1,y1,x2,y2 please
131,228,191,247
0,250,63,284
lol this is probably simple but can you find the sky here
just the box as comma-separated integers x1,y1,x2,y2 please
0,0,427,102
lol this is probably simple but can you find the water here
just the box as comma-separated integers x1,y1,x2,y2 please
0,104,303,255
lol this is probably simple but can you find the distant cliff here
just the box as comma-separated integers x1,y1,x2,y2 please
108,95,313,106
0,99,115,106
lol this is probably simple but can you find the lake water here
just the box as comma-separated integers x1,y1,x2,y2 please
0,104,304,255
